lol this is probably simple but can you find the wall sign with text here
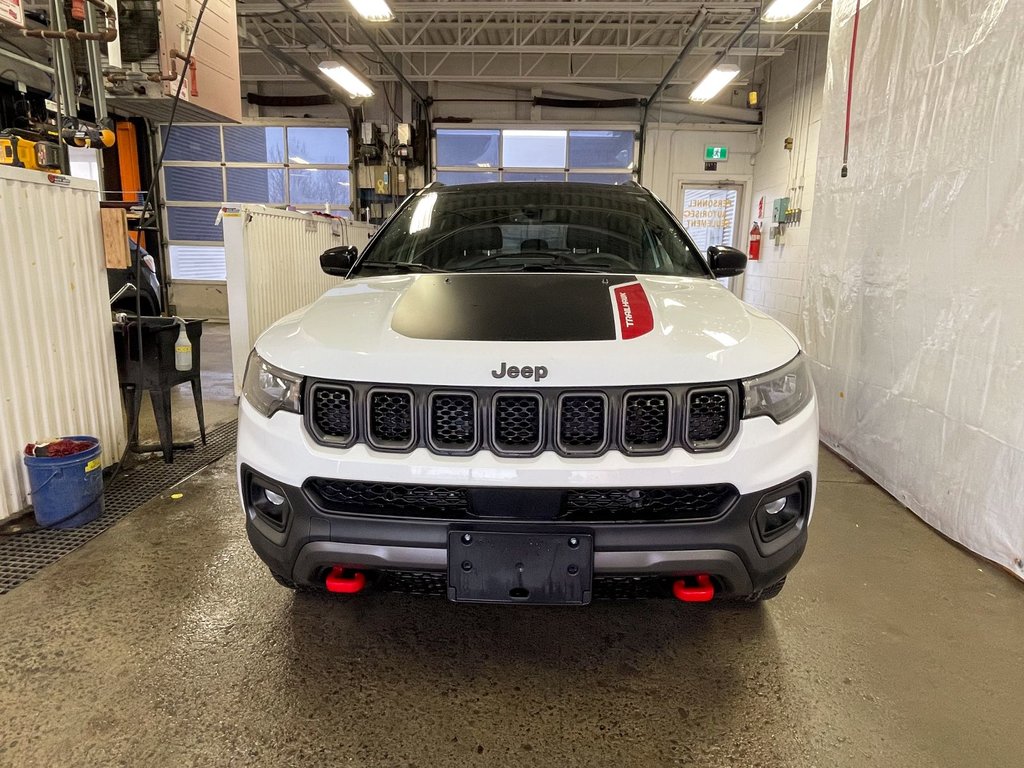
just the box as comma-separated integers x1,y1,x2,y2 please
1,0,25,28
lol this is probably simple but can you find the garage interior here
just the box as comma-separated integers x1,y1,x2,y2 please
1,0,1022,765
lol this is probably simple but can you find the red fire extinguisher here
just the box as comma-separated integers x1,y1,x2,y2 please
748,221,761,261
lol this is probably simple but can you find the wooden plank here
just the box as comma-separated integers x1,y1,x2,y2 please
100,208,130,269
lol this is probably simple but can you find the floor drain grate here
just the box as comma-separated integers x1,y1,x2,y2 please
0,420,237,595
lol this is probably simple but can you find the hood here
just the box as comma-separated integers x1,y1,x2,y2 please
256,273,800,387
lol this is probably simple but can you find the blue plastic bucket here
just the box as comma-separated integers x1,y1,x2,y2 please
23,436,104,529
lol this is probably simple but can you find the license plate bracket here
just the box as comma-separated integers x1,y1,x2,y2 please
447,530,593,605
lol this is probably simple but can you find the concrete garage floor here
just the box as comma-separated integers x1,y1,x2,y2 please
2,457,1022,766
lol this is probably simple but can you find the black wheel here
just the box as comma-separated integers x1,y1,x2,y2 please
741,577,787,602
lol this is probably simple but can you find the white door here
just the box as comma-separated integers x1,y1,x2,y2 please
679,183,745,296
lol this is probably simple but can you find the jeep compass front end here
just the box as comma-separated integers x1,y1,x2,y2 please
238,182,818,604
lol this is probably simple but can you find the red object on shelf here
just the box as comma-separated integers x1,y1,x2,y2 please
71,0,86,21
325,567,367,594
672,574,716,602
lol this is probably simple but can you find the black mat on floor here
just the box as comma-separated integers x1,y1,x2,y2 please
0,420,237,595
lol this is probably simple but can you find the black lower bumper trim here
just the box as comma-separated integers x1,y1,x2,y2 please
242,465,810,598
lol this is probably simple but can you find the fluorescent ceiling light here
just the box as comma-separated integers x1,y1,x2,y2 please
762,0,815,22
318,61,374,98
347,0,394,22
690,64,741,103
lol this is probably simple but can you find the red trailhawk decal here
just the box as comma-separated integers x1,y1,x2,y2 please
611,282,654,339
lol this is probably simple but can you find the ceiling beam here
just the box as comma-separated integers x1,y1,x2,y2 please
237,28,355,117
347,17,429,107
236,1,772,15
239,45,787,57
647,8,710,109
241,72,737,86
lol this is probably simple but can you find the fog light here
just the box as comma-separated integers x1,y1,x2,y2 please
755,489,803,541
247,474,291,532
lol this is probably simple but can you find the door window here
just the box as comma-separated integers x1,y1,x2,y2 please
680,187,738,254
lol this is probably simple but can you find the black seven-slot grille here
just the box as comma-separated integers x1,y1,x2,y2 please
305,479,739,523
306,381,737,457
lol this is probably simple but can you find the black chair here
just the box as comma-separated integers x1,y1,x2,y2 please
113,318,207,463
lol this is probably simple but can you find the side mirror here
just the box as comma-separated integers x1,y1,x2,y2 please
320,245,358,277
707,245,747,277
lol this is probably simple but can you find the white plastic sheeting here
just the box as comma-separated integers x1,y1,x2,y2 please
0,167,126,521
223,205,375,393
805,0,1024,577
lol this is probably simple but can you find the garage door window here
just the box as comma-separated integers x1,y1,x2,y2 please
435,128,635,185
501,129,567,168
161,124,351,282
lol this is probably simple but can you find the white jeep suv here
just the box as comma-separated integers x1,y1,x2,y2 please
237,181,817,605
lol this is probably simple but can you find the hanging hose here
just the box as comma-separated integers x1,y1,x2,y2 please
841,0,862,178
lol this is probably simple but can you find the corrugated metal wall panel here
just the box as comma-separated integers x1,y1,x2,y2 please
224,206,376,392
244,210,342,353
0,167,127,521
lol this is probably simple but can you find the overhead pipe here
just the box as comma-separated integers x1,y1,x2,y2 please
274,2,366,85
236,28,354,120
48,0,78,120
82,1,108,123
645,7,710,115
637,7,710,179
0,46,55,75
346,17,428,110
534,96,641,109
21,0,118,42
149,49,196,90
703,10,762,78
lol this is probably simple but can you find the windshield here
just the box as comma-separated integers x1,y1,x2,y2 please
352,183,711,278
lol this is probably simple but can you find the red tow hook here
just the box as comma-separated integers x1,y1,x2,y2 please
325,567,367,594
672,574,715,603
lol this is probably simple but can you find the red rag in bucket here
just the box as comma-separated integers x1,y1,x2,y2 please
24,439,95,458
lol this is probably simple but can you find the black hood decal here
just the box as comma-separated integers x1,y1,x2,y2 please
391,273,637,342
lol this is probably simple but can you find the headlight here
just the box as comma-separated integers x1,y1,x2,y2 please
242,351,302,418
742,353,814,423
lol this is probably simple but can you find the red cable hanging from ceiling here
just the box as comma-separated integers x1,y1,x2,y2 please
841,0,862,178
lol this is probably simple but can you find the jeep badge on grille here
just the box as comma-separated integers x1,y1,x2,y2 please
491,362,549,381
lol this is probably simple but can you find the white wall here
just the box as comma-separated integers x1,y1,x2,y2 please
641,125,757,215
742,36,828,335
805,0,1024,578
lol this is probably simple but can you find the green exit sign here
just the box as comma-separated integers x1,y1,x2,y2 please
704,145,729,161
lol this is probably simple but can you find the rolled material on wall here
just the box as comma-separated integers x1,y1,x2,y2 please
805,0,1024,578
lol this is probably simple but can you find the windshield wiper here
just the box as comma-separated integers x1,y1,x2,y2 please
517,263,621,273
446,263,618,274
358,261,439,273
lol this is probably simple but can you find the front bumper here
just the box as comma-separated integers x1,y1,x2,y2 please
238,397,818,597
